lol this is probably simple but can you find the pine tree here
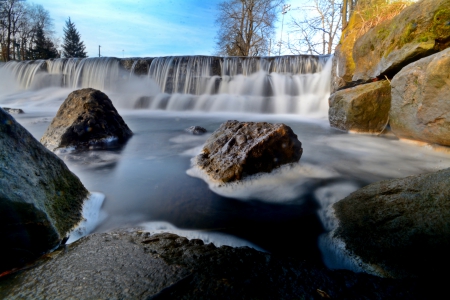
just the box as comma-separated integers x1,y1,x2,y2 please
33,25,59,59
62,17,87,58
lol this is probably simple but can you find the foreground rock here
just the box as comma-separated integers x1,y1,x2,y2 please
353,0,450,81
40,88,133,151
329,80,391,133
0,230,441,299
0,108,89,273
196,120,302,182
390,47,450,146
333,167,450,279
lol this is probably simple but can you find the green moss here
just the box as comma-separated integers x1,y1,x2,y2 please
432,9,450,36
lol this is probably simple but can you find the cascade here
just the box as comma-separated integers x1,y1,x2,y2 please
0,55,331,115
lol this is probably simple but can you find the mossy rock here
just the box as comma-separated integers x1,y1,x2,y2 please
352,0,450,81
333,167,450,279
0,108,89,273
328,80,391,133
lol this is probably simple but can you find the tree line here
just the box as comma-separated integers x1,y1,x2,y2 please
0,0,86,61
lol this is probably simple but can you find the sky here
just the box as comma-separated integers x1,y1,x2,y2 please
31,0,303,58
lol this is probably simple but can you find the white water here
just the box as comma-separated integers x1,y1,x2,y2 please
0,55,331,116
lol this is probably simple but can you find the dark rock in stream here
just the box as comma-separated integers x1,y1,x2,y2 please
40,88,133,151
333,167,450,279
0,108,89,274
186,126,207,135
0,230,440,299
1,107,24,114
196,120,302,182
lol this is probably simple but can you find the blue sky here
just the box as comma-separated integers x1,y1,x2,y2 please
32,0,302,58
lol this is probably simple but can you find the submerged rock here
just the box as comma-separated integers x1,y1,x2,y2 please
196,120,302,182
390,47,450,146
186,126,207,135
40,88,133,151
328,80,391,133
2,107,24,114
0,108,89,273
0,230,439,299
333,167,450,279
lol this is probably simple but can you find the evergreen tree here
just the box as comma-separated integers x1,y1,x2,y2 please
62,17,87,58
32,24,59,59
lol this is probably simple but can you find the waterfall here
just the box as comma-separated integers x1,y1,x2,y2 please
0,55,331,115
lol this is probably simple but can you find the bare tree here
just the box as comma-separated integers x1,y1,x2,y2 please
215,0,284,56
288,0,342,55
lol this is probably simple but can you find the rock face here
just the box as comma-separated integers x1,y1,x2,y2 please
390,47,450,146
329,80,391,133
352,0,450,81
40,88,133,151
196,120,302,182
333,167,450,279
0,108,89,273
0,230,441,299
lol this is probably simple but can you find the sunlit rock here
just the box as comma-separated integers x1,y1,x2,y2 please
40,88,133,151
332,167,450,279
0,108,89,273
196,120,302,183
352,0,450,81
328,80,391,133
390,47,450,146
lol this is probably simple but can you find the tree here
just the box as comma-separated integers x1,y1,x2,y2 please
32,24,58,59
215,0,284,56
288,0,342,55
62,17,87,58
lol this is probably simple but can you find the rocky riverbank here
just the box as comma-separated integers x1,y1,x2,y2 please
0,229,445,299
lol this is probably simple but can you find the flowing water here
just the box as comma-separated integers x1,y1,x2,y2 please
1,56,449,271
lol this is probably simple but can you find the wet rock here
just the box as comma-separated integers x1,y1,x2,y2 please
0,108,89,273
0,230,439,299
186,126,207,135
40,88,133,151
352,0,450,81
329,80,391,133
333,167,450,279
390,47,450,146
196,120,302,182
2,107,24,114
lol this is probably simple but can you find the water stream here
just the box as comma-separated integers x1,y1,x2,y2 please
1,56,449,271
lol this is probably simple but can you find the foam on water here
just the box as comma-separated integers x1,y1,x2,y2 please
140,221,263,250
187,162,338,203
67,192,107,244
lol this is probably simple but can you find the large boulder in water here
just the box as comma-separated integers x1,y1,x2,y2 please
328,80,391,133
332,167,450,279
40,88,133,151
196,120,302,182
390,48,450,146
0,108,89,273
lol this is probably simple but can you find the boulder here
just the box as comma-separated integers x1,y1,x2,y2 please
40,88,133,151
0,230,440,299
328,80,391,133
0,108,89,273
186,126,207,135
333,167,450,279
352,0,450,81
196,120,302,182
390,47,450,146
